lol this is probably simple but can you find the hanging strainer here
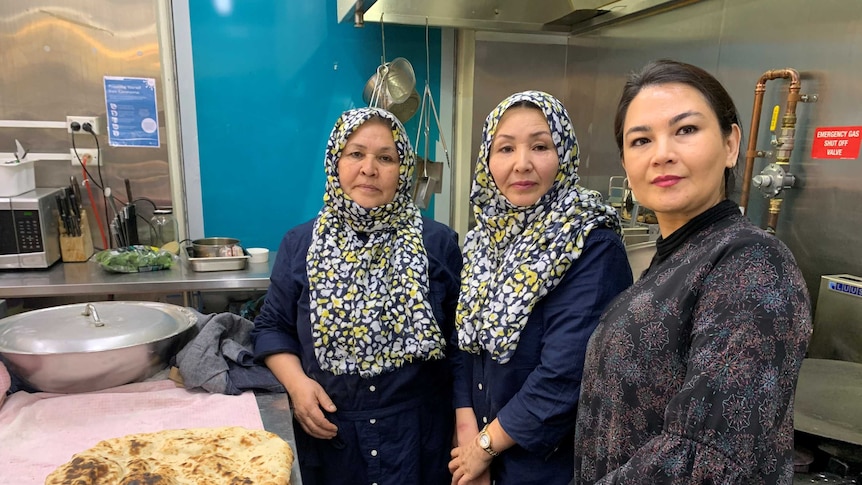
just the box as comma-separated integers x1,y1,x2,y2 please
383,57,416,104
364,59,416,104
362,16,418,121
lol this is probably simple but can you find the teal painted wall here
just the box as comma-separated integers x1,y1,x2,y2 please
188,1,441,250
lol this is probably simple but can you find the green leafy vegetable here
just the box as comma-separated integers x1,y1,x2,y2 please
94,245,175,273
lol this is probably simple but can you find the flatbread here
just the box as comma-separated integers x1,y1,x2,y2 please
45,426,293,485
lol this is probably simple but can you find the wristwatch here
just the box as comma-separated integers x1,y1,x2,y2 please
478,424,499,457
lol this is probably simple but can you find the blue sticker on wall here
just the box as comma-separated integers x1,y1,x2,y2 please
828,280,862,298
103,76,160,147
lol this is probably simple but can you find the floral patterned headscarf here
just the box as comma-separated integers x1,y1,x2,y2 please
456,91,621,364
307,107,445,378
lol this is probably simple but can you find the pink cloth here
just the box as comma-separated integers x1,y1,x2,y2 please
0,379,264,485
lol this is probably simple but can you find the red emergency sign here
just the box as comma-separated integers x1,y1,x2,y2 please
811,126,862,159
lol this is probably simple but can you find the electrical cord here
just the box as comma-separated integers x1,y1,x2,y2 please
87,129,112,248
132,197,158,210
72,125,163,249
70,132,103,190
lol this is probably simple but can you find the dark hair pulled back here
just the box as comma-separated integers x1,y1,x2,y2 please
613,59,741,198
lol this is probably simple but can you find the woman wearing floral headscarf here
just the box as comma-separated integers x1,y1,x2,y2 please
448,91,632,485
252,107,462,485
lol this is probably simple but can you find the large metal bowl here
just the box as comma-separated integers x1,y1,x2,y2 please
0,301,197,394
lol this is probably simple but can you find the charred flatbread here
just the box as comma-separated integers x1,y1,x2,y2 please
45,426,293,485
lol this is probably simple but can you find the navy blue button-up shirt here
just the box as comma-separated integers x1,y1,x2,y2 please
252,218,462,485
455,228,632,484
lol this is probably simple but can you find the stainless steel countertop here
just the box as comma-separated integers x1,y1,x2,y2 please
256,392,303,485
0,256,275,297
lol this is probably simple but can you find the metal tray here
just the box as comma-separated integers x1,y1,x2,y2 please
183,246,249,272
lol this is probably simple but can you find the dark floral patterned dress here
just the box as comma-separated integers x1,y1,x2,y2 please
574,200,812,484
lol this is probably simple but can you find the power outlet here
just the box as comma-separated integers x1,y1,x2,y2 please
67,115,101,135
70,148,100,166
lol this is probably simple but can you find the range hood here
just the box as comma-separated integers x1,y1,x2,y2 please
338,0,701,35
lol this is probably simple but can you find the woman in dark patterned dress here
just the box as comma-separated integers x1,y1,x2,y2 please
573,60,813,484
449,91,632,485
252,108,462,485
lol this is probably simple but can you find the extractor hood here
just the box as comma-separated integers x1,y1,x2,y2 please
338,0,701,35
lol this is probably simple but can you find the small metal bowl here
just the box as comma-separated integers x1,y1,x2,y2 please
191,237,241,258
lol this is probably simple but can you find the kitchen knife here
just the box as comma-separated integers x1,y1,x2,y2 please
70,176,83,208
56,194,72,236
126,203,139,245
63,188,81,236
66,189,80,236
68,192,81,236
68,188,81,218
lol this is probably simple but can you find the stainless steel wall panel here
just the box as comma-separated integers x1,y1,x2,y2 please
471,36,570,184
562,36,600,190
469,0,862,304
568,0,724,193
564,0,862,303
0,1,172,248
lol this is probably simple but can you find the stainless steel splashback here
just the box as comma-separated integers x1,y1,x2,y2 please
0,1,172,249
467,0,862,304
562,0,862,305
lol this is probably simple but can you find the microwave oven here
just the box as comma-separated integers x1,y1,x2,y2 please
0,187,63,269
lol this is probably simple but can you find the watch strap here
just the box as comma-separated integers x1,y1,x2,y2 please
479,424,499,457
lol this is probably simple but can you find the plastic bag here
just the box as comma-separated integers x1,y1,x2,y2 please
94,245,176,273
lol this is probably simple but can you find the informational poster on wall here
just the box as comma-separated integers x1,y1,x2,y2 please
103,76,160,148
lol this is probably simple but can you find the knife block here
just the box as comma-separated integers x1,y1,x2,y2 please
59,210,95,262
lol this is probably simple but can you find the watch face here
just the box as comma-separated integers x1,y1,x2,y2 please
479,433,490,448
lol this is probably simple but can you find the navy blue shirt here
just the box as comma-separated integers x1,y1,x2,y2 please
252,217,462,485
455,228,632,484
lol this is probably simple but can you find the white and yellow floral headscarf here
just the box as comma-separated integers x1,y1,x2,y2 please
307,107,445,378
456,91,621,364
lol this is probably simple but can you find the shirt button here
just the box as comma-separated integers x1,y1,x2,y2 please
482,416,488,424
369,385,376,392
371,449,378,457
478,383,483,390
370,418,376,424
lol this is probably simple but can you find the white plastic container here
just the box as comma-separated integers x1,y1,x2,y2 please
0,160,36,197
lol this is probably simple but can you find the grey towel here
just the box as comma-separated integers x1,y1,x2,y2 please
175,310,282,395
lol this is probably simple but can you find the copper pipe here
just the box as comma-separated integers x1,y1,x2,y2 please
740,69,801,214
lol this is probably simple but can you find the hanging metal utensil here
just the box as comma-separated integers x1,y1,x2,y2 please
413,156,444,209
362,13,417,116
412,18,450,209
387,89,420,123
383,57,416,104
363,67,420,123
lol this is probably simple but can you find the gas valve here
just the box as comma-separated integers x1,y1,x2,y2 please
752,163,796,198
